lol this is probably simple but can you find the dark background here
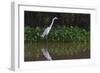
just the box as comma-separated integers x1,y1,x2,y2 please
24,11,90,31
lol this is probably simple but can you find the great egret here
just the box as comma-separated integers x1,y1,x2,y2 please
41,17,58,38
41,17,58,61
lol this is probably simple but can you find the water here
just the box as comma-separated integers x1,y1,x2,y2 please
24,42,90,61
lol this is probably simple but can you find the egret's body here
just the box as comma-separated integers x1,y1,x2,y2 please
41,27,51,38
41,17,58,61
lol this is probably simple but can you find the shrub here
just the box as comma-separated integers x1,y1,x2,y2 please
24,25,90,43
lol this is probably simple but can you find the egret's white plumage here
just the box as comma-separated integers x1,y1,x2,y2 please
41,27,51,38
41,17,58,38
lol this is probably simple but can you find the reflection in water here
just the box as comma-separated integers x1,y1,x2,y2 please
41,48,52,60
41,37,52,61
24,42,90,61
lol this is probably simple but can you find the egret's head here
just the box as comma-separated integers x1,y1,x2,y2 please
53,17,58,20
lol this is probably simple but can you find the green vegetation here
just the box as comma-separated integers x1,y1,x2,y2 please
24,25,90,43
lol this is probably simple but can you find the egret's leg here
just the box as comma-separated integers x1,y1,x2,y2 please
46,35,48,42
45,35,48,51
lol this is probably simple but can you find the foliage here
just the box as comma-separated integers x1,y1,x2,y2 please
24,26,90,43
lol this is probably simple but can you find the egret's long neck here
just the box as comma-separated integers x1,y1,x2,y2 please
49,18,55,28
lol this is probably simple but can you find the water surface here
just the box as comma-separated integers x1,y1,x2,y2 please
24,42,90,61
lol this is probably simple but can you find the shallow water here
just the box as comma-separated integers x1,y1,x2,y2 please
24,42,90,61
